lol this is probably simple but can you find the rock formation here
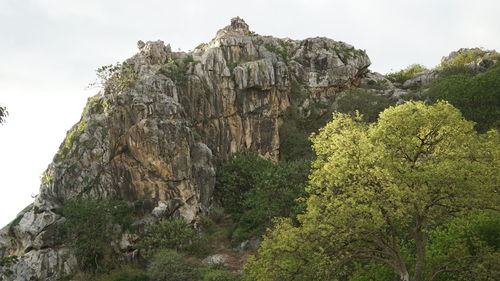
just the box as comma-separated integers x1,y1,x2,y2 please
0,17,371,280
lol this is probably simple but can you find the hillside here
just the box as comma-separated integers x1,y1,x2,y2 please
1,18,499,281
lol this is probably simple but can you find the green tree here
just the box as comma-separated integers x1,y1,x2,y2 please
335,88,395,123
245,101,499,281
215,152,309,243
62,200,136,272
426,61,500,132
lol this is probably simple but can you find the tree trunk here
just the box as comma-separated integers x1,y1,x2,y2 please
412,219,426,281
400,271,410,281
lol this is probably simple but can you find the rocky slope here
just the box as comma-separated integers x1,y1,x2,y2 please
0,17,371,280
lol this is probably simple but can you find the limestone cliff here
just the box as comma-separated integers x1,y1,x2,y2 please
0,17,370,280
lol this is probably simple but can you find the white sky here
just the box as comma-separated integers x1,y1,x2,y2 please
1,0,499,227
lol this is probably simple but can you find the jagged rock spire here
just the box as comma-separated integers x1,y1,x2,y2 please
229,17,249,32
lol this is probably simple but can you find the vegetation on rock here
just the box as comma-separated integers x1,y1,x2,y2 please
439,48,500,69
89,62,138,92
62,200,139,272
335,88,395,123
0,256,18,280
426,61,500,132
385,64,428,84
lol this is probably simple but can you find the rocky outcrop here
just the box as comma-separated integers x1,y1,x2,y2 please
358,48,499,104
0,17,370,280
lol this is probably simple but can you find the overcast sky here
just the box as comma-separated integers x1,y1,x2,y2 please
0,0,499,227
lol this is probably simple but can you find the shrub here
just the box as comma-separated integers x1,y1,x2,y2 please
279,101,332,161
208,206,225,224
200,216,216,234
438,65,476,78
147,249,201,281
335,88,395,123
202,269,240,281
139,218,196,256
426,61,500,132
109,273,149,281
0,255,18,280
439,48,500,69
215,152,272,214
62,200,136,272
215,152,309,244
88,62,138,92
385,64,428,83
157,59,189,86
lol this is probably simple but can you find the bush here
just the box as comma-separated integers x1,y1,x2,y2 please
426,61,500,132
215,152,309,244
335,88,395,123
139,218,196,256
202,269,240,281
200,216,217,234
147,249,201,281
0,255,18,280
215,152,272,214
279,104,332,161
89,62,138,92
439,48,500,69
385,64,428,83
438,65,476,78
208,207,225,224
62,200,136,272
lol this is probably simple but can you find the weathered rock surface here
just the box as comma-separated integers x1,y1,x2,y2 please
0,17,371,280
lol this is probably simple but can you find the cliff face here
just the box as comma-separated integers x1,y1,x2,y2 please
0,17,370,280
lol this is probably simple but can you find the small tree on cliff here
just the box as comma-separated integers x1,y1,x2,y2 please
245,101,499,281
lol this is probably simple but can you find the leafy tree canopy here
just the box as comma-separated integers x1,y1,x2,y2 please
245,101,499,281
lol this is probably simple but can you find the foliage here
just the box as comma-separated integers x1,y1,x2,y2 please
363,79,390,90
215,152,271,214
67,266,150,281
89,62,138,92
83,97,111,116
40,171,53,186
279,98,332,161
158,58,189,86
426,61,500,132
425,211,500,281
196,43,208,50
215,152,309,244
335,88,395,123
385,64,428,83
439,48,500,69
0,255,18,280
62,200,137,272
332,43,366,64
208,206,225,224
200,216,217,235
245,101,499,281
147,249,202,281
0,105,7,124
437,65,476,78
202,269,240,281
139,217,196,256
263,40,292,63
